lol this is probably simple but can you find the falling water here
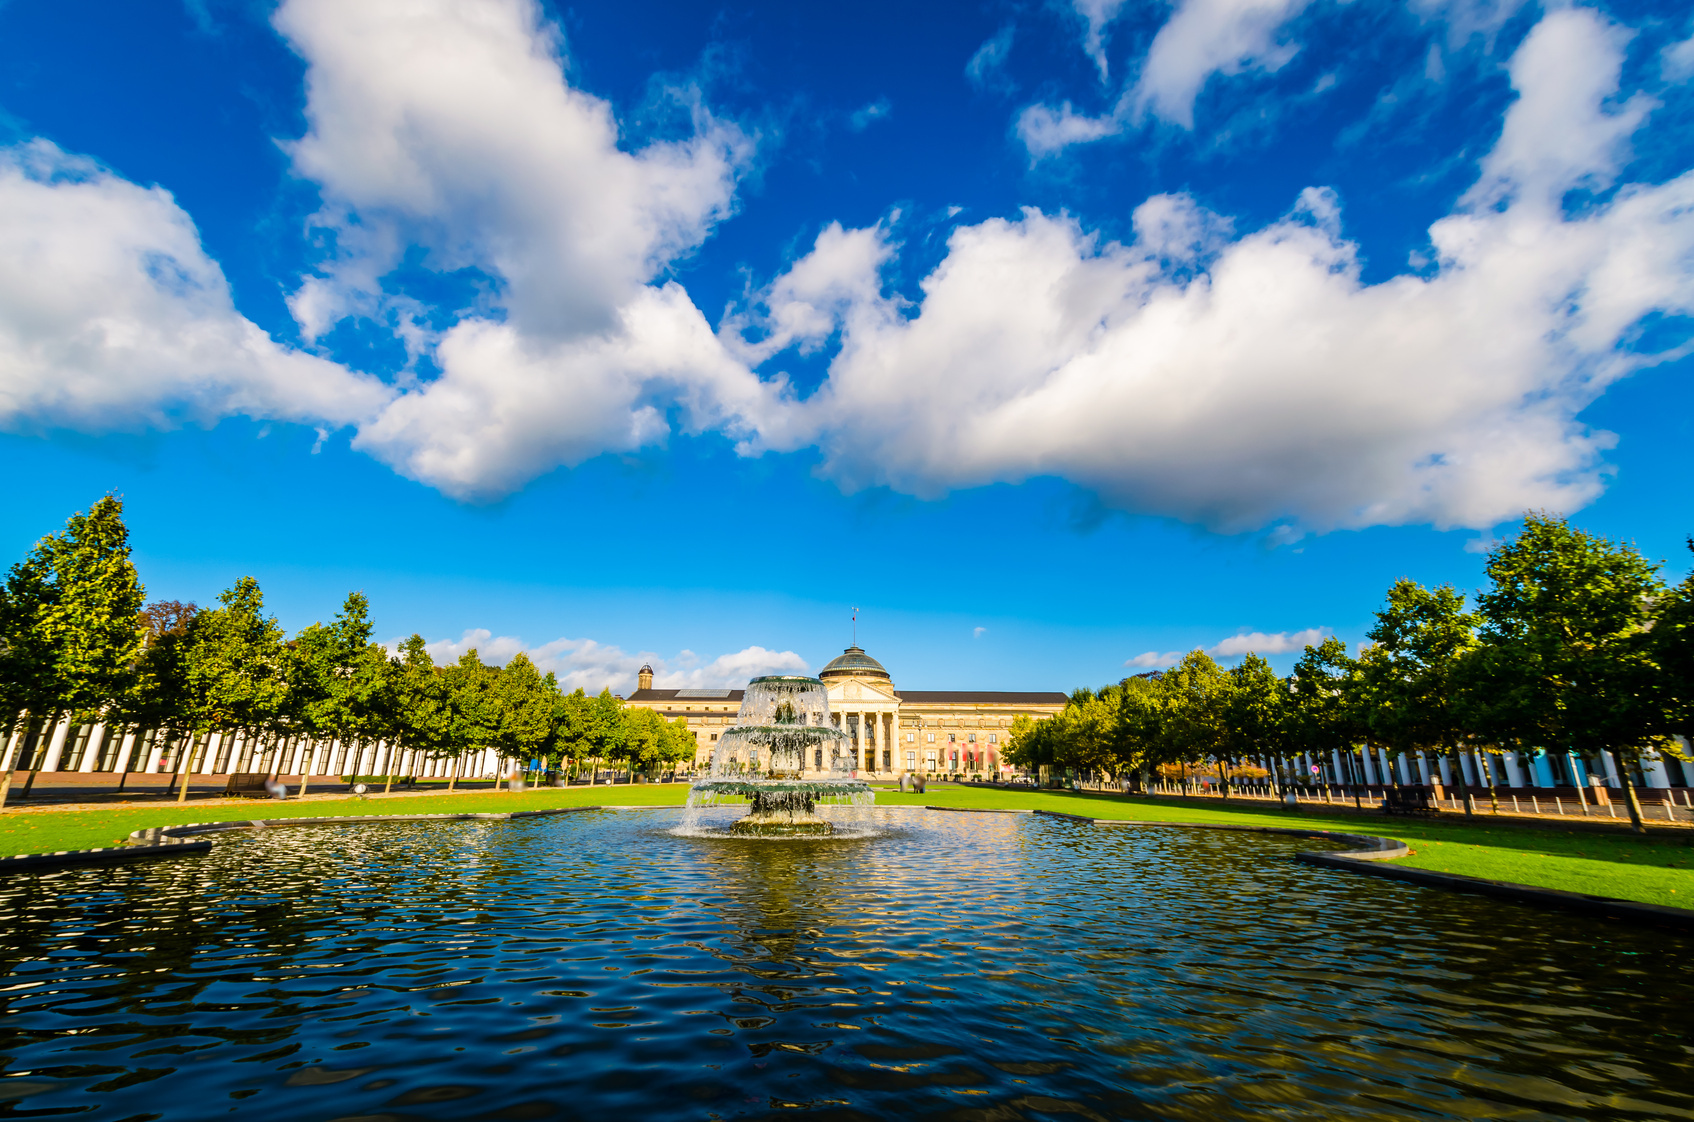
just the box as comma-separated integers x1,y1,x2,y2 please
680,676,875,837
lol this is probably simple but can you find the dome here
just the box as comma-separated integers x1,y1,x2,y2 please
819,645,889,681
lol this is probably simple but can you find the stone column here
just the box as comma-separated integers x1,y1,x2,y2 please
38,716,73,772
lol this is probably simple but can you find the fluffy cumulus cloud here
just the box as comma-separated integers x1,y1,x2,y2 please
1208,627,1328,656
413,628,807,694
0,140,390,435
744,10,1694,535
1126,626,1328,665
274,0,783,499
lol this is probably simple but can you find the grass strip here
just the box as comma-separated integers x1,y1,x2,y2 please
6,782,1691,909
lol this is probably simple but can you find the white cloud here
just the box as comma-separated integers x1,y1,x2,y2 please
1015,102,1123,160
1073,0,1129,79
273,0,782,500
413,628,807,695
1125,650,1184,668
1464,10,1653,211
1208,627,1328,656
973,626,988,639
966,26,1016,90
1664,32,1694,82
738,12,1694,534
1133,0,1313,128
1017,0,1313,154
0,140,390,435
849,98,892,131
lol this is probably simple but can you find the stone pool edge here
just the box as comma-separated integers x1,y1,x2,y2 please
1032,808,1694,933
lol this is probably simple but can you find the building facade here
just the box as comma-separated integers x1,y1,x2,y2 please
625,646,1067,777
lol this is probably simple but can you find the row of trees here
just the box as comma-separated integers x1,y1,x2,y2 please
0,497,697,801
1006,514,1694,834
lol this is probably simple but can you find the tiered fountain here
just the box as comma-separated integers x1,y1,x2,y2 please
685,675,873,836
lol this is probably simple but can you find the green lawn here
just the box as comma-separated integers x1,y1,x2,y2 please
4,782,1691,910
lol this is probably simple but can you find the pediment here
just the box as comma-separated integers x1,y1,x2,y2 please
828,678,897,703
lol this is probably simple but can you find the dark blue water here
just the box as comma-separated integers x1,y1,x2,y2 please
0,808,1688,1121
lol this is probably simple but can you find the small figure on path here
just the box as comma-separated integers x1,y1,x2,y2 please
264,776,288,800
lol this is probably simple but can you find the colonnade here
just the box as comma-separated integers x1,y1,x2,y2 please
0,717,506,784
832,709,896,772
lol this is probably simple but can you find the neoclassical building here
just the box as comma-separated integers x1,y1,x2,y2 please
625,646,1067,777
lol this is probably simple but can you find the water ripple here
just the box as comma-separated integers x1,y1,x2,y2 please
0,809,1687,1120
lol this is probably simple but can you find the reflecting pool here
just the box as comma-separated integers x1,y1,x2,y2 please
0,808,1689,1120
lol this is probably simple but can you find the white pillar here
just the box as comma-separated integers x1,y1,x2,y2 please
1643,752,1672,788
38,717,72,772
1503,751,1526,787
112,729,137,774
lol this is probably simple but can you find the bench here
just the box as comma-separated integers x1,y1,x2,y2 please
1381,788,1437,816
224,773,275,798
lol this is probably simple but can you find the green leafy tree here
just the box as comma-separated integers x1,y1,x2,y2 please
1288,638,1367,803
494,652,555,782
384,635,449,793
545,687,594,777
441,649,499,791
288,593,389,795
172,576,289,802
582,688,625,782
1472,513,1672,833
1,497,147,799
1649,538,1694,745
1365,580,1485,813
1156,650,1230,792
1220,654,1286,797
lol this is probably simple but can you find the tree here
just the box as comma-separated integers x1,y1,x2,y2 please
1365,580,1484,813
0,497,147,800
544,687,594,776
441,650,499,791
1649,538,1694,746
173,577,289,802
385,635,448,793
494,652,554,782
287,592,389,795
1288,638,1366,804
1220,654,1286,797
1472,513,1672,833
582,689,625,781
1156,651,1230,791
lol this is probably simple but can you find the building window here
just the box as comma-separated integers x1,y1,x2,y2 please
710,733,718,741
926,732,936,743
906,751,916,766
814,749,823,768
949,734,956,744
906,732,915,743
968,733,976,743
989,733,997,744
882,750,891,768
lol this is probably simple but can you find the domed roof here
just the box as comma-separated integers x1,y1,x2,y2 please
819,645,889,680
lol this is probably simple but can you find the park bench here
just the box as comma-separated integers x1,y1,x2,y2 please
224,773,274,798
1381,787,1437,816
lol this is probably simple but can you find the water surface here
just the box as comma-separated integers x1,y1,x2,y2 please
0,808,1688,1121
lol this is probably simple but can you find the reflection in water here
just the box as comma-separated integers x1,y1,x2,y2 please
0,809,1689,1121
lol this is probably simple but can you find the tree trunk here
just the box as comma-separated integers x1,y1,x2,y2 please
299,740,315,798
175,729,200,803
20,712,64,799
448,753,459,793
1447,745,1475,816
383,741,396,795
1617,760,1647,835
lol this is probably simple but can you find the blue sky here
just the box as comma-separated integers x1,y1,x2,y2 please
1,0,1690,694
